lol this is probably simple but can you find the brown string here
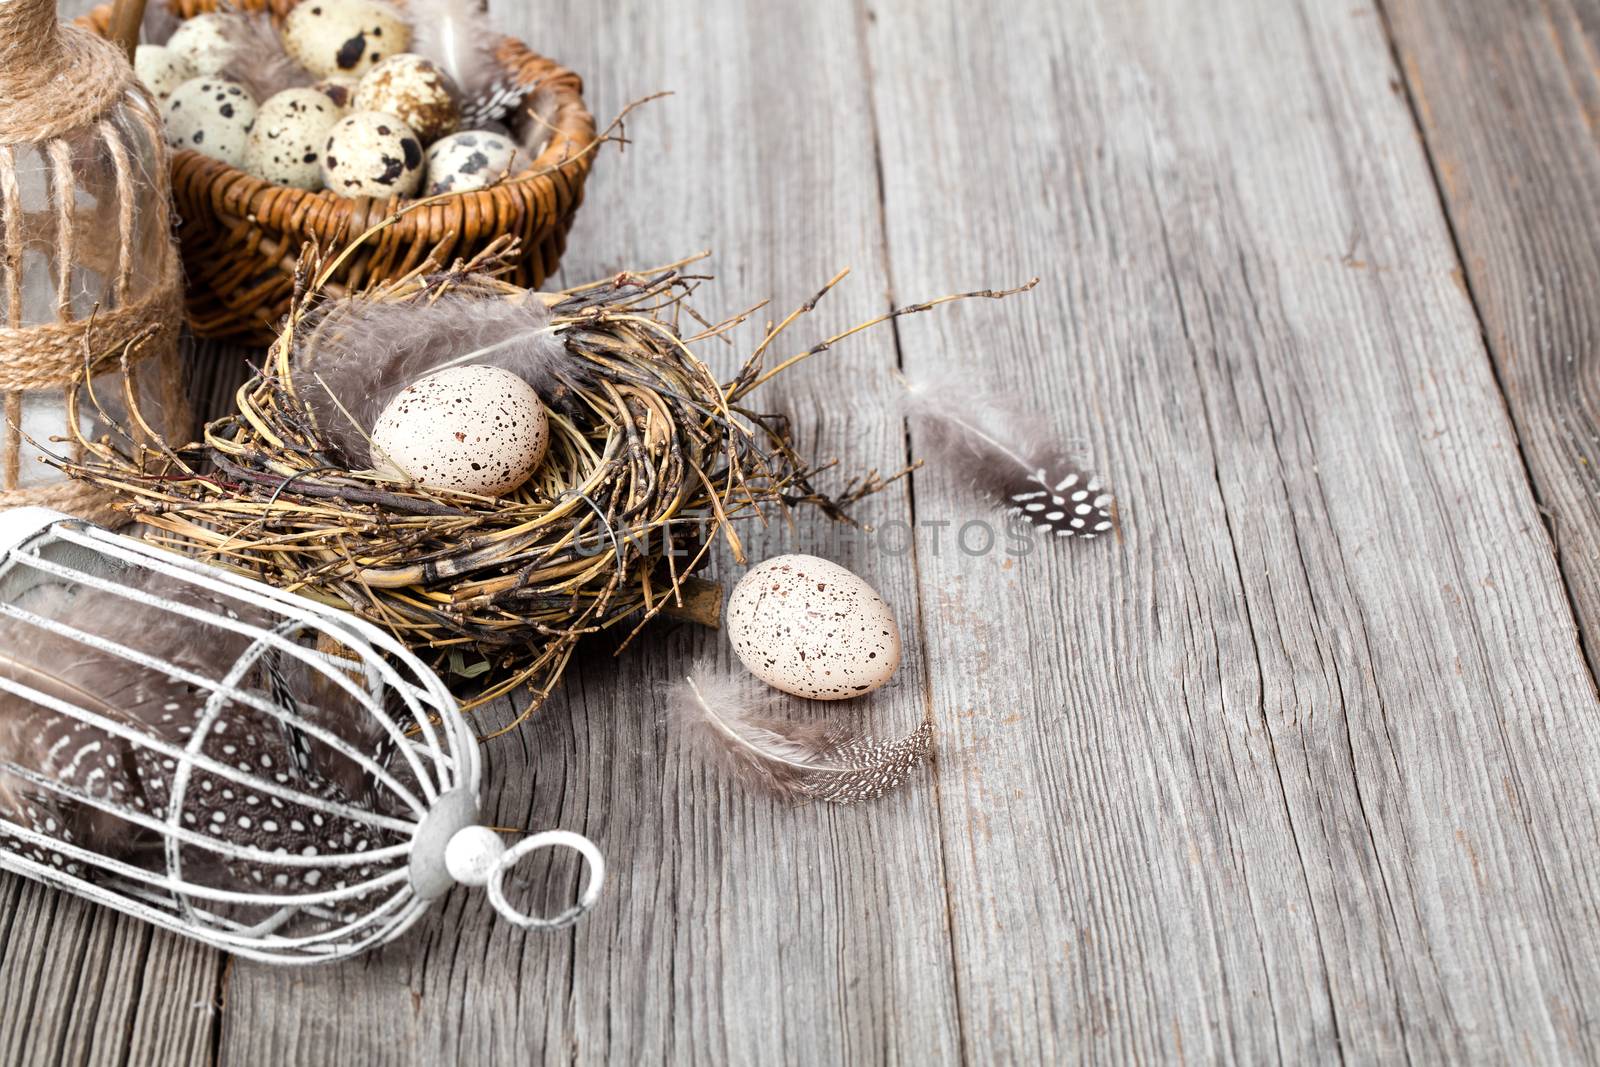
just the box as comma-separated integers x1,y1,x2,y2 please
0,266,183,393
101,116,137,302
2,392,19,488
0,0,61,82
0,146,22,326
0,1,182,509
0,0,133,144
1,478,124,525
48,139,75,322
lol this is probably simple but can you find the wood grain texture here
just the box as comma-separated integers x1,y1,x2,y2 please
0,878,221,1067
5,0,1600,1063
1381,0,1600,668
0,330,232,1065
213,1,963,1064
864,0,1600,1061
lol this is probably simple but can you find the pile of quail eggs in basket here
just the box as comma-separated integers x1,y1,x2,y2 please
137,0,536,198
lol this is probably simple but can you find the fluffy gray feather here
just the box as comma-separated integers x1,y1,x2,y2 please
515,84,561,162
214,8,315,101
293,289,579,467
669,660,933,805
901,371,1116,541
140,2,182,46
407,0,527,126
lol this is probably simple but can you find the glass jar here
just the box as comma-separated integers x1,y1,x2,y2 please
0,0,185,514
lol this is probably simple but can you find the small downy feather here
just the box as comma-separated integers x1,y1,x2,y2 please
515,85,561,162
669,661,933,805
141,1,182,46
407,0,527,127
294,288,580,467
901,371,1116,541
215,9,315,101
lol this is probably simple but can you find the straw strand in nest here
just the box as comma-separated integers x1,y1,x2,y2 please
49,231,1031,736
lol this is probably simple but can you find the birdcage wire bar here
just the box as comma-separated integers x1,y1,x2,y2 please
0,508,511,963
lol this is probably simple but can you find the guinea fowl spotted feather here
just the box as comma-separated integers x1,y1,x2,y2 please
669,661,933,805
0,569,392,890
901,372,1116,541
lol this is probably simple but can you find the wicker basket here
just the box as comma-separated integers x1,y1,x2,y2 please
80,0,599,345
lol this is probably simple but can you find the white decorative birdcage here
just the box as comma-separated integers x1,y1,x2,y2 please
0,507,603,965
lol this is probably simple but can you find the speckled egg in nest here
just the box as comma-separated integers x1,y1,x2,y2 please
51,236,935,732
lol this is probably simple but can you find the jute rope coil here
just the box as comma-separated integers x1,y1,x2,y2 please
0,21,132,143
1,0,187,522
0,277,183,394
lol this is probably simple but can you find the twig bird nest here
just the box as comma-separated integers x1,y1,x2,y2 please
50,232,1027,734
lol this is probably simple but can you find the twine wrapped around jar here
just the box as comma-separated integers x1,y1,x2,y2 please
0,0,186,521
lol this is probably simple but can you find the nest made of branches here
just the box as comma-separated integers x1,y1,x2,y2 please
49,228,1027,735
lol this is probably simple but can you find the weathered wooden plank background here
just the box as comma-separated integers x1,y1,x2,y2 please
5,0,1598,1062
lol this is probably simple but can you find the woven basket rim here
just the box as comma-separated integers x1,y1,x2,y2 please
78,2,599,239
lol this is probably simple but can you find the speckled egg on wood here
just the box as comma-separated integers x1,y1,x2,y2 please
165,78,258,167
243,88,343,189
165,13,236,76
321,110,423,197
134,45,196,103
727,555,902,700
370,366,550,497
354,53,461,143
282,0,411,80
424,130,517,195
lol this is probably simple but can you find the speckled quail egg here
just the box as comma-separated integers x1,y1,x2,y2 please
165,13,237,76
321,110,424,197
354,53,461,144
134,45,196,103
243,88,343,189
164,78,258,167
424,130,518,195
370,366,549,497
727,555,903,700
312,75,360,111
282,0,411,80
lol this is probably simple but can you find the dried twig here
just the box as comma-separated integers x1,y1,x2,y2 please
50,231,1028,735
